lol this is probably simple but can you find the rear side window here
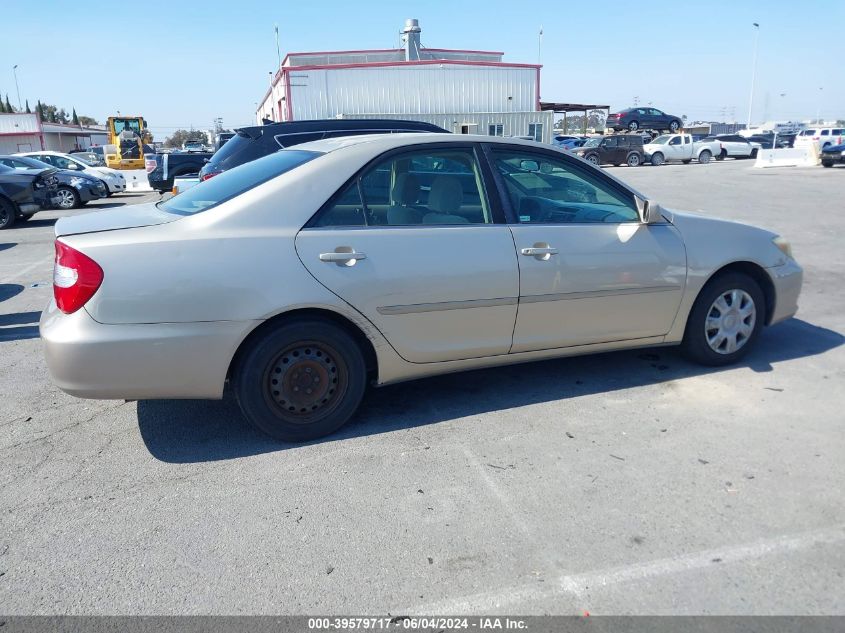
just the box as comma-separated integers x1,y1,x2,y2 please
820,130,829,136
206,131,268,172
159,150,320,215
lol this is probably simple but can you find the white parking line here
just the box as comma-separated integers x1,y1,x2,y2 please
2,255,53,285
408,524,845,614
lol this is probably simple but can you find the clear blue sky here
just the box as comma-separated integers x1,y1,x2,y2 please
2,0,842,141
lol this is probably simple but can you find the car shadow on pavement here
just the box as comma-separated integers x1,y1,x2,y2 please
137,318,843,464
0,242,16,253
0,310,42,342
0,284,25,302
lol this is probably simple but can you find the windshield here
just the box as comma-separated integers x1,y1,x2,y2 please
649,135,671,145
69,155,93,167
582,138,600,148
159,149,320,215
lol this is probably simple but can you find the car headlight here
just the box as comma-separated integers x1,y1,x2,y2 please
70,177,85,187
773,236,792,259
840,150,845,156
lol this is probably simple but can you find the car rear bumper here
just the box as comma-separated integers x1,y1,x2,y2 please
767,259,803,325
40,301,259,400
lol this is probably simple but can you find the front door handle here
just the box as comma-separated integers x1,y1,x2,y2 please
319,248,367,266
520,245,558,261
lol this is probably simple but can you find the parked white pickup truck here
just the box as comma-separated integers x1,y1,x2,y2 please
644,134,721,165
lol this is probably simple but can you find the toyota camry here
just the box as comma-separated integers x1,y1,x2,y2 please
40,134,803,441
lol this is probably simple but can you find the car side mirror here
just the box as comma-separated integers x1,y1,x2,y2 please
636,196,664,224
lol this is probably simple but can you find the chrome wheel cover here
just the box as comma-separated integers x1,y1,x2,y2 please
705,289,756,354
57,189,76,209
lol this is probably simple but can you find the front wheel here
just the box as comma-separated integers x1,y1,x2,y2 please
699,150,712,164
0,199,16,230
234,319,367,442
626,153,641,167
54,186,80,210
627,121,639,132
650,152,665,166
822,161,833,168
682,273,765,366
585,153,600,166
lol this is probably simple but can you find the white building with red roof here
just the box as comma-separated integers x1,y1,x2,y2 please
256,19,552,143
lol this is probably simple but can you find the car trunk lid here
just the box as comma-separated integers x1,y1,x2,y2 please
54,202,179,237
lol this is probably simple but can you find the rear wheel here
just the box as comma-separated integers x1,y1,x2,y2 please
234,319,367,442
682,273,764,366
699,150,712,164
650,152,664,166
626,153,641,167
751,148,758,158
669,120,681,133
54,186,80,210
717,149,727,161
0,199,15,230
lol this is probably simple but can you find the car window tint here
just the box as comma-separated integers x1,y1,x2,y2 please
492,150,639,224
313,147,491,227
603,137,618,148
158,149,320,216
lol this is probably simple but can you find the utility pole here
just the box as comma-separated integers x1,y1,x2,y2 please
816,87,823,124
274,24,282,70
747,22,760,129
537,26,543,65
12,64,21,110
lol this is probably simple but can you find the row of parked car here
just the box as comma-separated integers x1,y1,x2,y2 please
552,132,763,168
0,151,128,229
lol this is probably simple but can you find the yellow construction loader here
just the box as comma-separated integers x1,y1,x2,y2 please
104,116,153,170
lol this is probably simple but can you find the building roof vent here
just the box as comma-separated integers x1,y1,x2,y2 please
401,18,422,61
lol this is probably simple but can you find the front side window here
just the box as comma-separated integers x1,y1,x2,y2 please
602,137,618,148
313,147,492,227
669,137,682,145
492,149,639,224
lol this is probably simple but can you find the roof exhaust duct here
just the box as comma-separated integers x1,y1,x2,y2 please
401,18,421,61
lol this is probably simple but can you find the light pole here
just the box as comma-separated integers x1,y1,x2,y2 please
816,87,823,124
746,22,760,129
12,64,22,111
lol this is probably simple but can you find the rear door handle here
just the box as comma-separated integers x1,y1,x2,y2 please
520,246,558,259
319,250,367,266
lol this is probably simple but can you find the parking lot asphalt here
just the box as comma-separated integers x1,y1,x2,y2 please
1,163,843,615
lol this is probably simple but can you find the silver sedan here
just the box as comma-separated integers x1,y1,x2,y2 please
41,134,803,441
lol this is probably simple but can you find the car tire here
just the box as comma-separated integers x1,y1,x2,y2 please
626,153,641,167
627,121,639,132
698,150,712,164
650,152,664,166
585,154,600,166
234,319,368,442
717,149,727,161
682,272,765,366
822,161,833,168
751,148,758,158
54,186,80,210
0,198,16,230
669,120,681,133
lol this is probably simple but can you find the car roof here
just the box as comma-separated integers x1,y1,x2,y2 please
291,132,556,154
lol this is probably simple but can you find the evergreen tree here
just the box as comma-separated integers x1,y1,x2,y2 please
72,108,80,125
25,99,31,114
0,98,5,114
36,100,44,121
4,94,12,112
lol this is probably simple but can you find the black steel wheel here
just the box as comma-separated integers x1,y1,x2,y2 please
235,319,367,442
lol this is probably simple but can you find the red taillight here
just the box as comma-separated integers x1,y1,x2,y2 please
53,241,104,314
